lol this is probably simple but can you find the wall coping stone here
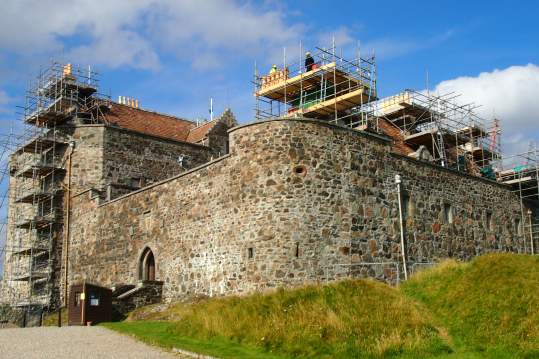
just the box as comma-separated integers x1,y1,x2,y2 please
228,117,393,144
94,154,231,207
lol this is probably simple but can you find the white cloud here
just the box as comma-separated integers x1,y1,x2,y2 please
0,0,303,70
0,91,17,114
365,30,454,60
145,0,305,69
433,64,539,156
316,26,355,48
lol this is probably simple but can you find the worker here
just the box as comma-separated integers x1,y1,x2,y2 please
305,52,314,72
269,65,277,74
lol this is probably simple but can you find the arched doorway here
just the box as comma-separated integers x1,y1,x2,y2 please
138,247,156,281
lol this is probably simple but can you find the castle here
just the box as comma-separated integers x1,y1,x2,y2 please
1,46,537,325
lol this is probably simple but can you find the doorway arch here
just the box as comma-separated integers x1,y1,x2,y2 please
138,247,156,281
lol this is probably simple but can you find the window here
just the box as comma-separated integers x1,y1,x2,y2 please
247,247,254,259
74,292,81,307
401,194,410,216
515,218,522,235
294,243,300,258
90,291,99,306
144,211,152,228
131,178,141,188
444,203,453,223
486,212,492,230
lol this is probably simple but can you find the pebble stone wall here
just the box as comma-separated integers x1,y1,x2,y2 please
68,118,526,302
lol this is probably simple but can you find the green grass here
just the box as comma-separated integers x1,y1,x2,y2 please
102,322,287,359
101,253,538,359
126,280,451,358
401,253,539,359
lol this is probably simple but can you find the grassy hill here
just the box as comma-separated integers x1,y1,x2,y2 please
401,253,539,358
103,253,538,358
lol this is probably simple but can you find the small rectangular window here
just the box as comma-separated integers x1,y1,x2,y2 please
486,212,492,230
131,178,141,188
74,292,81,307
90,291,99,306
247,247,254,259
515,218,522,235
402,195,410,216
444,203,453,223
294,243,300,258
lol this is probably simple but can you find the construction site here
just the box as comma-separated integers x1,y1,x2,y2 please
0,42,537,327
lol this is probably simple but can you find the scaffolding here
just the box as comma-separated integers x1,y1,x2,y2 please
253,43,501,177
0,59,110,326
375,89,502,175
254,42,377,128
498,139,539,255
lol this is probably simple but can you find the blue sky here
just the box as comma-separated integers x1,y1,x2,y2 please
0,0,539,268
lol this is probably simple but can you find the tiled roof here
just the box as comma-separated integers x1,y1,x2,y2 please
105,103,196,141
376,119,417,155
185,120,216,143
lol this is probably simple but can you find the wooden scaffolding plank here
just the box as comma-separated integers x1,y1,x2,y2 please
294,89,369,117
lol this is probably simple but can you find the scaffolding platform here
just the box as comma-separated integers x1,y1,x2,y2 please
255,62,370,101
39,75,97,99
499,166,538,185
14,189,55,203
12,161,64,178
12,245,50,256
13,301,49,308
15,216,54,229
404,127,471,148
23,95,77,126
292,88,371,117
15,136,67,154
12,271,49,281
380,100,439,127
455,124,488,138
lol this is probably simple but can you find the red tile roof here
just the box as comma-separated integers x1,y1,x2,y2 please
105,103,196,141
186,120,217,143
376,119,417,155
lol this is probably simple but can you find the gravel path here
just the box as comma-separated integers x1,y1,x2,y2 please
0,326,189,358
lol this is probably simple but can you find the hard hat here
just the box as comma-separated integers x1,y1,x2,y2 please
273,65,277,68
306,52,310,56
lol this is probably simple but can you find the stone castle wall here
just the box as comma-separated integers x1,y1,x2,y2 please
1,123,213,306
67,118,526,302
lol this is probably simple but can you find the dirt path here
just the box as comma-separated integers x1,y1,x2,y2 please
0,326,187,358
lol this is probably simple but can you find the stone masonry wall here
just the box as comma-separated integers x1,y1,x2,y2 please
68,118,526,303
102,126,211,190
60,125,212,193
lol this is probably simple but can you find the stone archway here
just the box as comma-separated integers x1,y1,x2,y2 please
138,247,156,281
